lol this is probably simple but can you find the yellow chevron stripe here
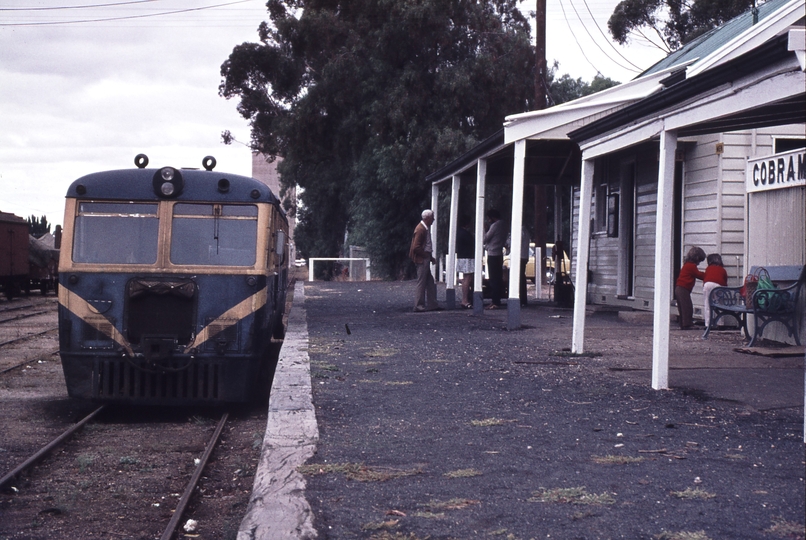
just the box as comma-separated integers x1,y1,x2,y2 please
58,286,135,356
183,287,268,353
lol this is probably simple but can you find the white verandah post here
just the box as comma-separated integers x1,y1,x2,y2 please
431,183,439,283
652,128,677,390
508,139,526,330
474,159,487,314
446,175,460,309
571,158,594,353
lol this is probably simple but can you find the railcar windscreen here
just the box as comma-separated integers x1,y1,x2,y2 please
73,202,159,264
170,203,258,266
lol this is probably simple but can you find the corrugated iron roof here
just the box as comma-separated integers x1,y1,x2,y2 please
640,0,793,76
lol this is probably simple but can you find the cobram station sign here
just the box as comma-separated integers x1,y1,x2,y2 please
746,149,806,193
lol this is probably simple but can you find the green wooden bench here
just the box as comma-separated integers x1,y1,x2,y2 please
703,264,805,347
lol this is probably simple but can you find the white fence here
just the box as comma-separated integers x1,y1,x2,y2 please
308,258,371,281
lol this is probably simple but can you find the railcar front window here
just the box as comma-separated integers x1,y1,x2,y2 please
170,204,258,266
73,203,159,264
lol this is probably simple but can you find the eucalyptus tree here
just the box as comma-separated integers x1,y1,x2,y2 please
608,0,756,51
220,0,535,277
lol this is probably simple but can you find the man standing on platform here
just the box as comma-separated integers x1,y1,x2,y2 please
409,209,440,312
484,208,507,309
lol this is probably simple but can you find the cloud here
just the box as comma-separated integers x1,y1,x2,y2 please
0,1,269,225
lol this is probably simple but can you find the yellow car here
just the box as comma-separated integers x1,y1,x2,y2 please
504,243,536,283
502,242,571,285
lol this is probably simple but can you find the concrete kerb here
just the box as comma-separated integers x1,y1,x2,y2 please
237,282,319,540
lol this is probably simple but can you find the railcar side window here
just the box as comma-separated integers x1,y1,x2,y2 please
73,202,159,264
170,204,258,266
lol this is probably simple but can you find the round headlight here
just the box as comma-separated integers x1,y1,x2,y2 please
152,167,183,198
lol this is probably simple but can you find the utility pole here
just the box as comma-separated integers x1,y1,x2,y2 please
534,0,548,110
534,0,549,288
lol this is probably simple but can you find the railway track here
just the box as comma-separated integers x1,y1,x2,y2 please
0,348,60,376
0,327,58,349
0,406,241,539
0,291,282,538
0,309,51,324
0,295,56,314
0,297,59,376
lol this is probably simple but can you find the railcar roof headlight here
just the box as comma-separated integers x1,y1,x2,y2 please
152,167,183,198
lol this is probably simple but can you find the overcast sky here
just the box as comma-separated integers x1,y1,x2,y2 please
1,0,666,228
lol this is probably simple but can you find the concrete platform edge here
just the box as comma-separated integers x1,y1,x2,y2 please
238,282,319,540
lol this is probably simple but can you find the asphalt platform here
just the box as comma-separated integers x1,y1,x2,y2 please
239,280,805,540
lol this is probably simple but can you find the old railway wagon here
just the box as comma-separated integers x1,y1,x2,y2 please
58,155,289,404
0,211,30,300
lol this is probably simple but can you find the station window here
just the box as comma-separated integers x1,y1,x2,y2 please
774,138,806,153
594,173,609,234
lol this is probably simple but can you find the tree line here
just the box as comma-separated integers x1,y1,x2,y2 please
220,0,757,279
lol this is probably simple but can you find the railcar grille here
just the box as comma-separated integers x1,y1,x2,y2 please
94,358,220,401
126,279,196,346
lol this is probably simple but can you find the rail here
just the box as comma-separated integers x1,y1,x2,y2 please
0,406,105,490
160,412,229,540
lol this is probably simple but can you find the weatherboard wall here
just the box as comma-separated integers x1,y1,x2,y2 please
571,127,803,338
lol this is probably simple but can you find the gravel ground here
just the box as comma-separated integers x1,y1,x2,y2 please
0,293,286,540
299,280,805,540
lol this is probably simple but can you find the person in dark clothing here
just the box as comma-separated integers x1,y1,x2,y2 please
455,216,475,308
483,209,507,309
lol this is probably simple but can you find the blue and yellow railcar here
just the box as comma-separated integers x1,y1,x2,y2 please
57,155,288,404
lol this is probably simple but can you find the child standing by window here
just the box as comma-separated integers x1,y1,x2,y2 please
702,253,728,329
675,247,706,329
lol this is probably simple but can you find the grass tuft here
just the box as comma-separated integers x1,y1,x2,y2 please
592,455,644,465
655,531,712,540
297,462,421,482
364,348,398,357
76,453,96,473
368,533,425,540
670,488,716,500
444,468,482,478
361,519,400,531
412,511,445,519
470,418,509,427
252,431,264,450
312,362,339,372
420,498,480,511
529,486,615,505
764,517,805,539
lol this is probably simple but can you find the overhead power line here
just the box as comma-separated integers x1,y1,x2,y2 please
579,0,643,72
0,0,255,26
557,0,603,75
567,0,640,74
0,0,163,11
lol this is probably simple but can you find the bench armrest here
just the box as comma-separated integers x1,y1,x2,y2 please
751,282,800,313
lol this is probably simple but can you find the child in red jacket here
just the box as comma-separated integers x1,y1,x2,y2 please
702,253,728,328
675,247,706,329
